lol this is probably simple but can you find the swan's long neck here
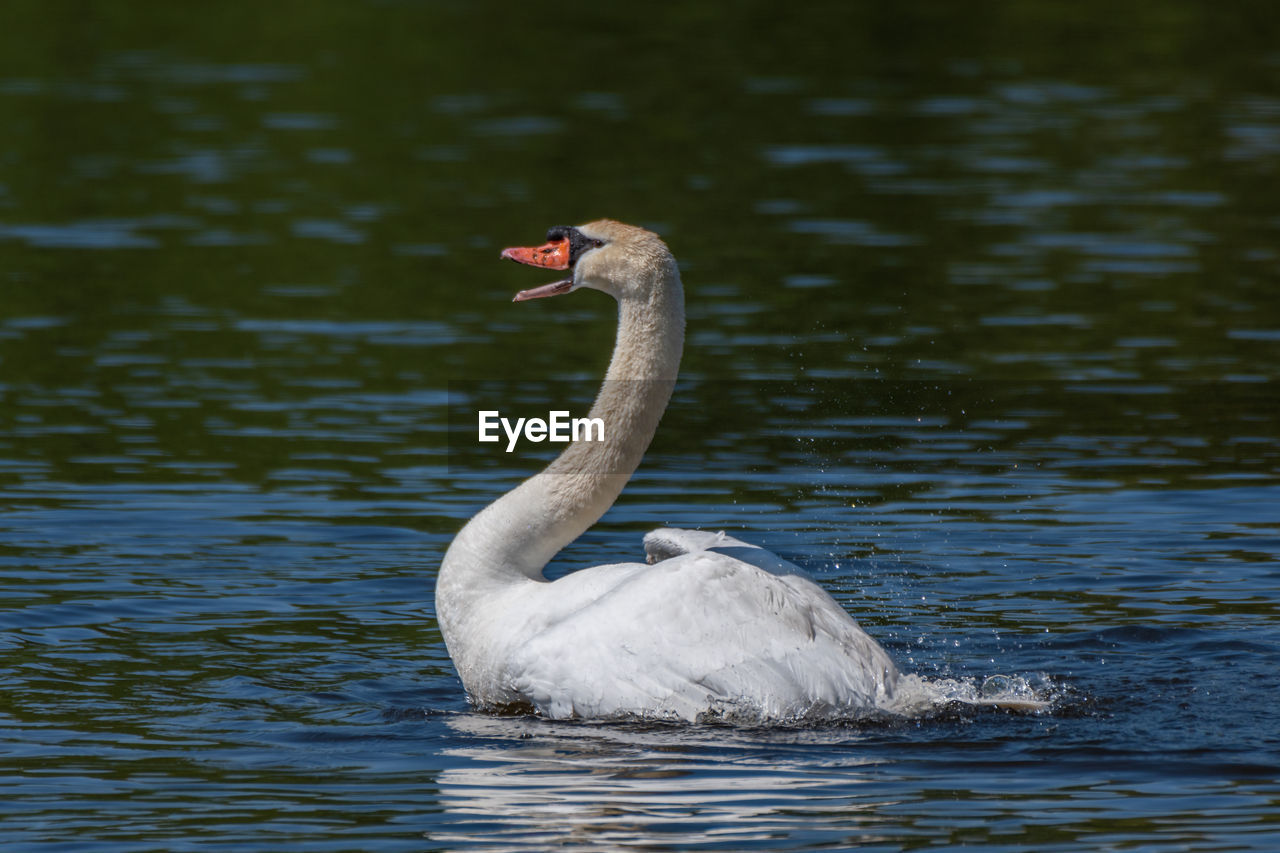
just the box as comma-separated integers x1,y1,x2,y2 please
437,265,684,659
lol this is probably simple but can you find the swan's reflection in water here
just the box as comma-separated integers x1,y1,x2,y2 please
432,713,897,850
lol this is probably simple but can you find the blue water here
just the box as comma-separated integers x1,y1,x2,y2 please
3,1,1280,849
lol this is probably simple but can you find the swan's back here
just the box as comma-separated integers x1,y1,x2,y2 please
505,530,899,723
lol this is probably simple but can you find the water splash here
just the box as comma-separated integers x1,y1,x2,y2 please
890,672,1061,715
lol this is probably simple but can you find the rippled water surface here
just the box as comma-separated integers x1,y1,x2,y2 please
2,2,1279,850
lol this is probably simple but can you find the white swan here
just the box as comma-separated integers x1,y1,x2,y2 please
436,219,899,723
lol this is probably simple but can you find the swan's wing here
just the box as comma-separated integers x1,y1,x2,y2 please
507,549,897,721
643,527,732,562
643,527,810,578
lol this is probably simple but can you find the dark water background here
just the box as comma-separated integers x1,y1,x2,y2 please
2,1,1278,849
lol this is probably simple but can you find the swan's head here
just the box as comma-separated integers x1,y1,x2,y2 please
501,219,676,303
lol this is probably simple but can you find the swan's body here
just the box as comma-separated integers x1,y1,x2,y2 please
436,220,899,723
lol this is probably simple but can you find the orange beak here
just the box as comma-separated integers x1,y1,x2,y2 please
500,237,570,270
501,236,574,301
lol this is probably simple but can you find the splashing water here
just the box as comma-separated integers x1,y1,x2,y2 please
888,672,1061,716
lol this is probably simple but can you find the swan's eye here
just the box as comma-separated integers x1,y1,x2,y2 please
554,226,607,267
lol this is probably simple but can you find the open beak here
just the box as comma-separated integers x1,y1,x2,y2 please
501,237,574,302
